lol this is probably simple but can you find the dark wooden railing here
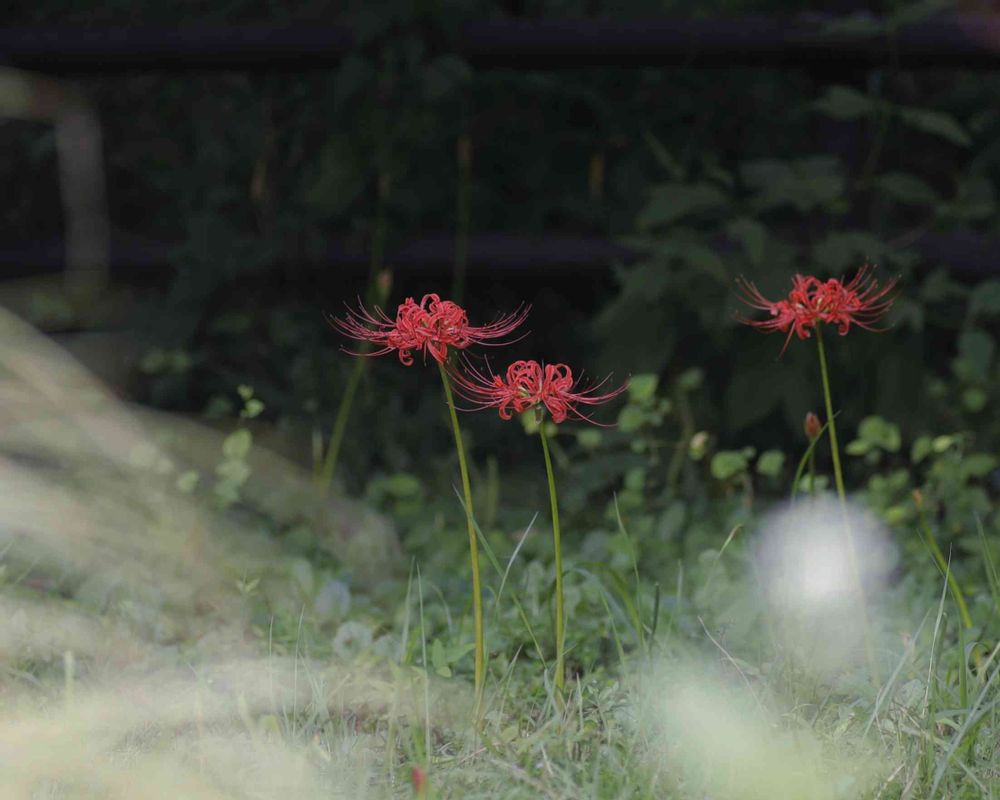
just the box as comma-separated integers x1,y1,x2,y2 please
2,17,1000,73
3,15,1000,281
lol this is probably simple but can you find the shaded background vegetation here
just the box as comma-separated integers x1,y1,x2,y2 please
2,0,998,559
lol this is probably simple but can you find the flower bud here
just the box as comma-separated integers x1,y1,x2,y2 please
912,488,924,512
377,172,392,200
689,430,709,460
375,269,393,303
457,135,472,170
804,412,822,441
411,766,427,797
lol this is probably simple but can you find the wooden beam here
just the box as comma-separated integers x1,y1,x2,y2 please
2,16,1000,74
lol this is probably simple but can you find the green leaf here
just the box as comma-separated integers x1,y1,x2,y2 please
672,241,730,284
289,558,314,593
846,439,871,456
911,436,932,464
222,429,252,460
946,175,996,221
658,501,687,539
641,129,684,179
961,454,998,479
175,470,200,493
890,0,953,26
726,217,767,266
430,639,451,678
617,405,646,433
333,54,374,109
873,172,940,206
519,409,541,435
303,135,366,216
970,280,1000,318
623,467,646,492
756,450,786,478
139,349,167,374
898,107,971,147
422,55,471,100
169,351,192,373
677,368,704,392
811,85,873,120
383,472,422,498
210,312,251,335
203,395,234,419
820,13,882,37
742,157,845,213
241,398,265,419
814,231,886,272
726,362,784,429
921,269,966,303
963,387,988,413
637,182,728,230
932,435,955,453
627,373,659,403
956,330,995,378
216,459,251,484
856,415,901,452
711,450,749,481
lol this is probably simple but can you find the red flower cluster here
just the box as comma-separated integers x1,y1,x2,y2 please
331,293,528,365
737,265,897,355
450,359,627,425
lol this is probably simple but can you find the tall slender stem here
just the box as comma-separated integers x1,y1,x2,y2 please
316,357,365,493
438,361,484,707
915,497,972,630
452,135,471,305
815,326,880,685
317,173,391,494
539,422,565,694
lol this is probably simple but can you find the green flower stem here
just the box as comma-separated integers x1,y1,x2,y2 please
539,422,565,694
916,500,972,630
452,135,471,305
438,361,485,707
815,326,880,686
317,356,365,494
317,173,390,494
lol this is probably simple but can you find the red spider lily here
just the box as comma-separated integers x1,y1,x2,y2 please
814,264,898,335
450,358,627,425
737,266,897,355
736,273,821,354
330,293,528,366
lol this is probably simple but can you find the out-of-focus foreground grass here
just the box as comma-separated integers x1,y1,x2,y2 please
0,307,995,799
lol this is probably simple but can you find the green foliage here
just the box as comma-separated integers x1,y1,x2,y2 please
755,449,785,478
213,387,263,508
846,415,902,460
7,4,1000,796
24,0,989,489
710,447,754,481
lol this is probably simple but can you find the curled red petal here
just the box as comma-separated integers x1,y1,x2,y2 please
735,266,896,355
329,295,529,366
449,357,626,426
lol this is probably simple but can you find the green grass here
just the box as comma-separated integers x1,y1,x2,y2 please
1,309,998,797
3,480,999,799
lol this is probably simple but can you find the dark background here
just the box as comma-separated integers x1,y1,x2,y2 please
1,0,997,501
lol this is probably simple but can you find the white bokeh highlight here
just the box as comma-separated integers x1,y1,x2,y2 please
754,495,895,673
